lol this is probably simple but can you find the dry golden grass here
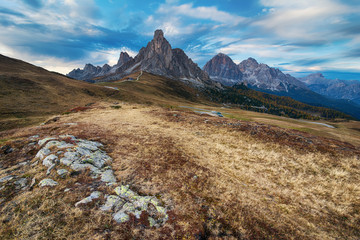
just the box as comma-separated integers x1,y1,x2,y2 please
0,102,359,239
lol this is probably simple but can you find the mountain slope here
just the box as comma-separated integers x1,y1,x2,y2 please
0,54,120,130
299,73,360,105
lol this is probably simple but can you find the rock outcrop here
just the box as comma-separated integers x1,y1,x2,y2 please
32,135,169,227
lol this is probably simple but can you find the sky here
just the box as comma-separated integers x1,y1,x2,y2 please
1,0,360,80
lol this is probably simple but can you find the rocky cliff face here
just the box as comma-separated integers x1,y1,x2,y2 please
299,73,360,105
203,53,242,86
239,58,307,92
117,52,133,67
203,54,307,92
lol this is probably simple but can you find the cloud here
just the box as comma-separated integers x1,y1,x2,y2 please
254,0,355,40
157,3,246,24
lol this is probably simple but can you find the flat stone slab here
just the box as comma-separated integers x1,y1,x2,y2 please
39,178,58,187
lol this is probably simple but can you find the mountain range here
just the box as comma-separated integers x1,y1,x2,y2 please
67,30,360,120
202,53,360,119
68,30,216,88
299,73,360,106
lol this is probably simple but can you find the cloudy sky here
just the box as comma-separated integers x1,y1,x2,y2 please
1,0,360,80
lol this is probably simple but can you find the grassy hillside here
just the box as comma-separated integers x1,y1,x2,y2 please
0,54,121,130
0,103,358,239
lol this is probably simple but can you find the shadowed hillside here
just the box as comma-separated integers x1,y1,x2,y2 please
0,54,121,130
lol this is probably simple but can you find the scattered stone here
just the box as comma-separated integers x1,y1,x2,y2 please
17,162,28,166
115,185,137,199
75,191,102,207
15,178,27,189
1,145,13,154
31,160,39,166
28,135,39,140
38,137,57,147
63,123,78,126
35,148,51,160
60,151,79,166
0,175,15,183
148,217,156,227
113,211,129,223
100,195,125,212
39,178,58,187
46,164,56,175
101,170,117,183
43,154,58,167
30,177,36,189
57,169,68,177
64,188,71,192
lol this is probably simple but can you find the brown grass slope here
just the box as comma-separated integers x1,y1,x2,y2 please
0,54,120,130
0,103,359,239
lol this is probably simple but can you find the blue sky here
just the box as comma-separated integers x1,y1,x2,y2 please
1,0,360,80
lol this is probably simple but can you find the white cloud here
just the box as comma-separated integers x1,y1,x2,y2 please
254,0,355,40
158,3,246,25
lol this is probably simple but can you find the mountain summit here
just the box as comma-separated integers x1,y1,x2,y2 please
68,30,213,87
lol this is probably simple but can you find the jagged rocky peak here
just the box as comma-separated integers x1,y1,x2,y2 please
239,57,259,71
203,53,243,86
136,29,173,68
117,52,132,66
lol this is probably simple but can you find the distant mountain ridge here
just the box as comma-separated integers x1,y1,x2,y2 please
67,52,133,81
203,53,307,92
298,73,360,105
203,53,360,120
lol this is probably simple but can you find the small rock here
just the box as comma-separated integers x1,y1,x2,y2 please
113,211,129,223
64,188,71,192
15,178,27,189
39,178,58,187
30,177,36,188
38,137,57,147
75,191,102,207
59,134,76,140
1,145,13,154
148,217,156,227
57,169,68,177
35,148,51,160
28,135,39,140
17,162,28,166
100,195,125,212
31,160,39,166
0,175,15,183
115,185,137,199
101,170,116,183
43,154,58,167
60,151,80,166
46,164,56,175
70,163,100,173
